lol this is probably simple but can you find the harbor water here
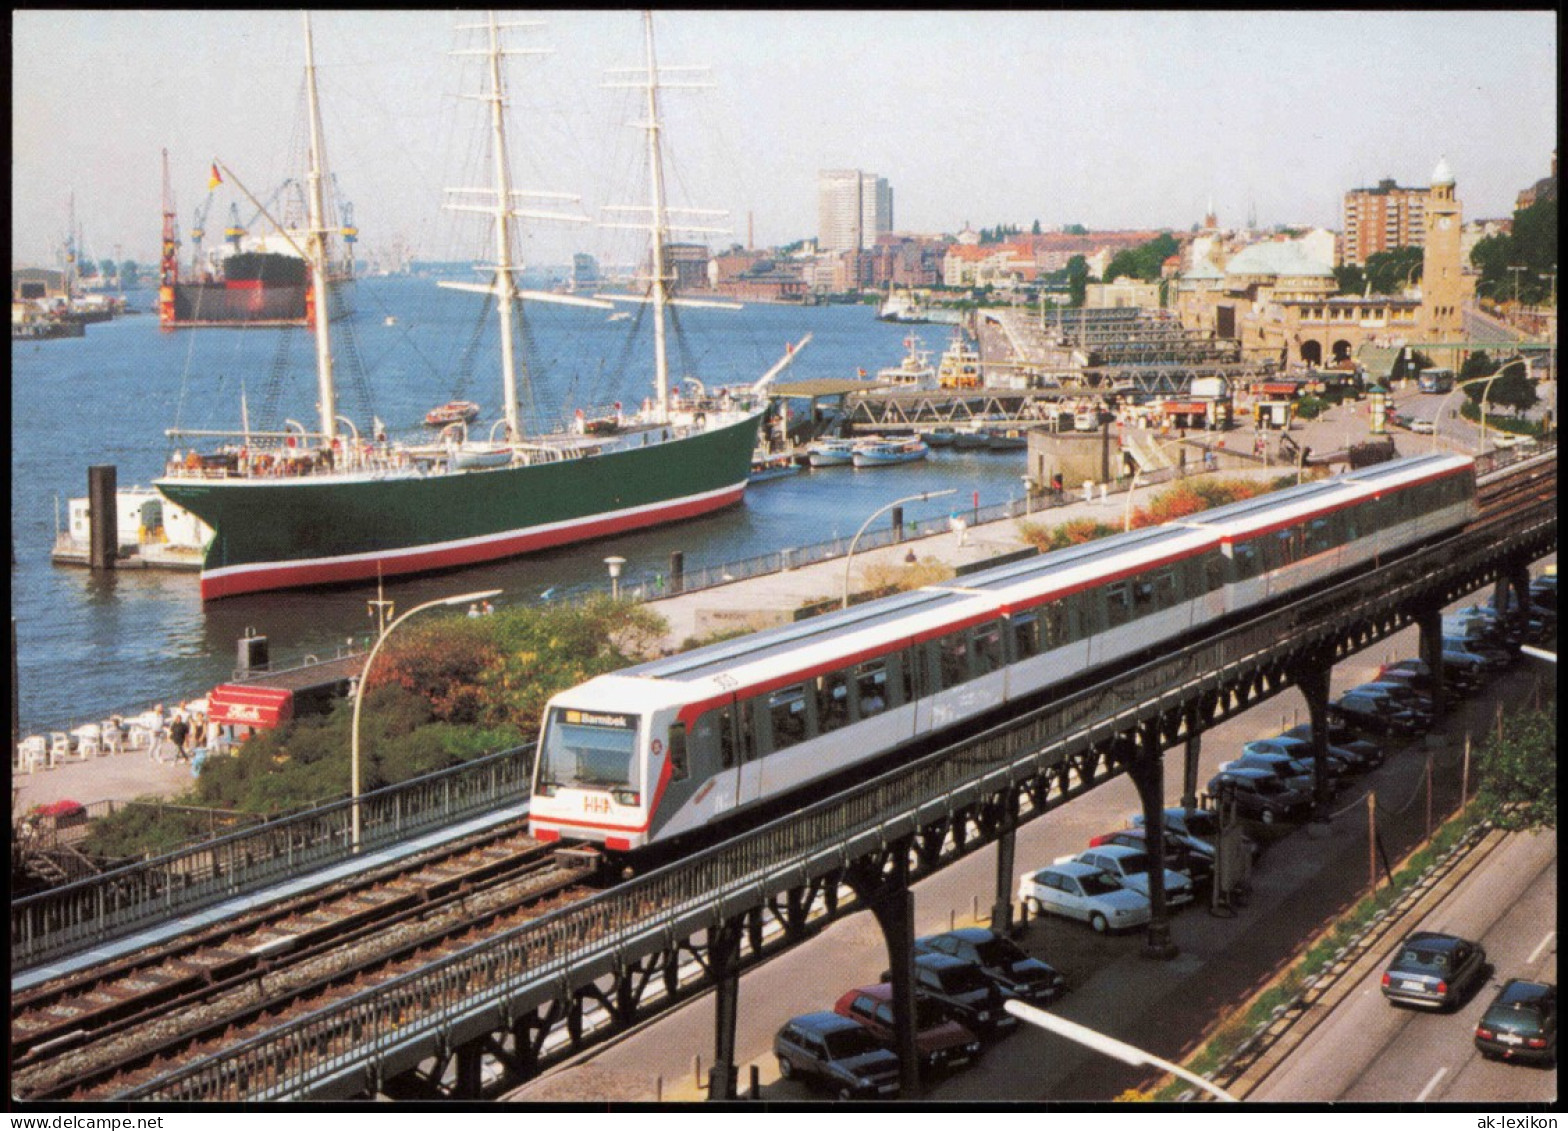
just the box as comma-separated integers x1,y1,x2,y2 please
12,277,1037,735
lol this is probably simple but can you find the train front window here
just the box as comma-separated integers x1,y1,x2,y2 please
540,708,640,792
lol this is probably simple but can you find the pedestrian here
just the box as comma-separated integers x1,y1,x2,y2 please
168,712,190,762
468,602,481,618
1083,480,1094,505
482,600,494,616
1051,472,1064,500
949,513,968,547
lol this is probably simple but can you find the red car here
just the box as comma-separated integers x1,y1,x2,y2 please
833,983,982,1075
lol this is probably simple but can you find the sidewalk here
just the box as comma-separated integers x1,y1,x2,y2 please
12,747,200,816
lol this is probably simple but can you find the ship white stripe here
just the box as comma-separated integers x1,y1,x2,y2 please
201,480,748,584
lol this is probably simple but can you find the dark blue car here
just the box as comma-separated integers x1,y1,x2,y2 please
774,1011,901,1099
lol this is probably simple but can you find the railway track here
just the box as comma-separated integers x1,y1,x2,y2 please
11,820,596,1100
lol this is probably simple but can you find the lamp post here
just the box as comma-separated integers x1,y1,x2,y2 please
1508,265,1526,309
349,588,501,852
842,489,956,608
1005,1000,1237,1102
604,556,627,601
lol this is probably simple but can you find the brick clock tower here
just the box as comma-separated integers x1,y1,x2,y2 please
1420,156,1469,362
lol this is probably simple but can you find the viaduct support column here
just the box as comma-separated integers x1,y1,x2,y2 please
1179,702,1203,811
1286,644,1336,823
991,793,1018,934
845,842,922,1098
706,920,744,1101
1127,723,1178,960
1416,606,1448,731
1500,558,1534,649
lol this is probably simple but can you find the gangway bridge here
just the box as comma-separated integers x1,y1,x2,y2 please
11,449,1555,1102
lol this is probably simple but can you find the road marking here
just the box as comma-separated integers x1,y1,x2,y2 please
1528,930,1557,965
1416,1066,1448,1103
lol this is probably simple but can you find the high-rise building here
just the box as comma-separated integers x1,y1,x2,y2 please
818,170,893,253
1341,177,1428,265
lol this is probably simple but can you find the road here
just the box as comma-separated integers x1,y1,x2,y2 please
1249,829,1556,1104
513,564,1556,1103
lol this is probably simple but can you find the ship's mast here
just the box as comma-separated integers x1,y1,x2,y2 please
640,11,673,421
484,10,524,442
302,11,337,446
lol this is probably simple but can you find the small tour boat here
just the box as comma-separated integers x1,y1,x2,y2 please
806,437,859,467
852,437,929,468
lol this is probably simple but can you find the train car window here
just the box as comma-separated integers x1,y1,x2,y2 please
1203,552,1227,592
1306,518,1332,555
717,706,736,769
1132,576,1157,615
1106,581,1132,628
667,721,689,781
817,671,851,732
939,633,969,688
973,621,1004,674
1154,567,1179,609
891,652,915,707
1041,601,1068,649
855,660,889,717
1232,540,1261,579
1341,508,1359,541
1012,613,1040,660
769,686,809,751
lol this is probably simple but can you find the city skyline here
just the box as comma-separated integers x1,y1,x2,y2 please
11,10,1558,268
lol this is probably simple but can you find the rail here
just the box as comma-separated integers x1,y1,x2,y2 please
11,747,532,971
130,485,1554,1100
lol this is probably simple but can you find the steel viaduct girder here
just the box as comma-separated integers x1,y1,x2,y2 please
127,474,1554,1103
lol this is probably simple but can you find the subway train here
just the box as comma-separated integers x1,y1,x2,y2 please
529,453,1477,853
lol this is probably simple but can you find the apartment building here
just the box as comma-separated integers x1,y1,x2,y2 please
1341,178,1427,265
817,170,893,253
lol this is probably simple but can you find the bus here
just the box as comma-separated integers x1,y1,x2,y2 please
1417,368,1455,394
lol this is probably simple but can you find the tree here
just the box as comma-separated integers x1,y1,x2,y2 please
1362,246,1423,296
1031,220,1042,236
1462,355,1537,417
119,260,141,287
1474,706,1556,831
1333,263,1365,296
1063,223,1087,236
1065,255,1089,307
1471,196,1556,305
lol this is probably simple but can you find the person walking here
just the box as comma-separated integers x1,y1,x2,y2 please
168,712,190,762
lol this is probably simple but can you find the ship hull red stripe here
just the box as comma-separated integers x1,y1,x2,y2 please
198,483,745,600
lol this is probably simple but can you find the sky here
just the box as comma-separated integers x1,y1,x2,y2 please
11,9,1559,269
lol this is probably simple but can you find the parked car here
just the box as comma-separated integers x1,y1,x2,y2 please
1066,846,1195,906
1130,806,1258,861
1018,861,1151,933
1528,576,1556,614
1380,931,1488,1010
1206,767,1312,824
1408,417,1436,434
881,953,1015,1038
1094,827,1214,889
915,928,1066,1006
833,984,982,1075
1377,657,1475,701
1356,680,1435,722
1475,980,1557,1065
1476,598,1554,644
1278,722,1386,770
1240,738,1354,782
1219,750,1324,796
1442,638,1509,676
774,1011,902,1098
1330,691,1422,738
1444,614,1517,657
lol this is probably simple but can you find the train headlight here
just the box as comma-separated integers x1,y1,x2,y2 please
612,789,640,807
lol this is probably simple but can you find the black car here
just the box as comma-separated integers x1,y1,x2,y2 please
1380,931,1488,1010
1330,691,1421,737
1353,682,1435,724
1443,639,1508,677
1475,980,1557,1065
1098,827,1214,888
1375,661,1471,705
1131,805,1259,861
1278,724,1385,771
915,927,1066,1006
883,952,1015,1038
1206,768,1312,824
774,1011,901,1099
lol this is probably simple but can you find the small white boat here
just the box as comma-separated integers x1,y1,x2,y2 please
423,400,481,428
874,335,937,389
806,437,858,467
852,437,929,467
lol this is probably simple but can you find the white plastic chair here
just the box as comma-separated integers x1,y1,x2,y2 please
100,720,125,755
18,735,47,772
49,732,72,767
77,732,102,759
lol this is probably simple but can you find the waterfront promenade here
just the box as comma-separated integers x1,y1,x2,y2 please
11,393,1398,822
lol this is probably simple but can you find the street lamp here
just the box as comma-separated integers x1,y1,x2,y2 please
1004,1000,1238,1103
1431,358,1526,454
842,489,956,608
604,556,627,600
349,587,502,852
